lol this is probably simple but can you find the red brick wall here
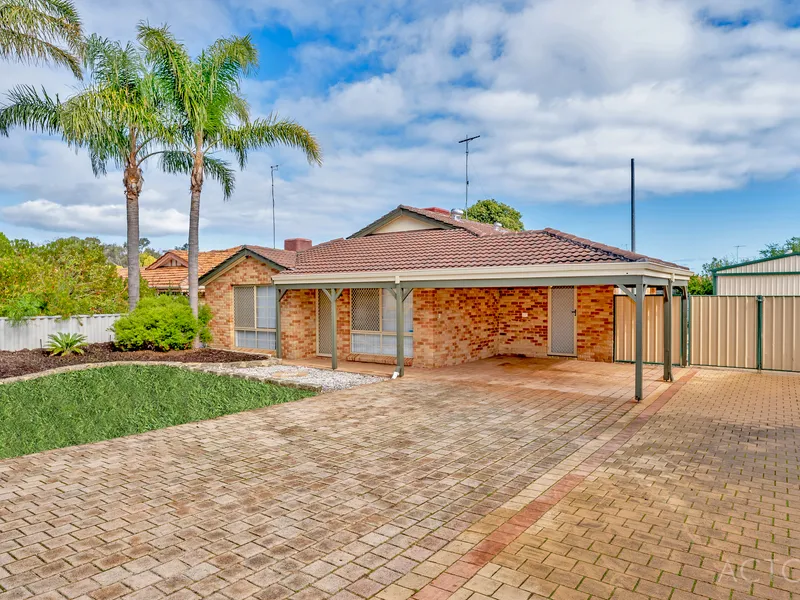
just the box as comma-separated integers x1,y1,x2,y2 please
576,285,614,362
204,257,277,349
281,289,316,359
413,288,500,368
497,287,549,357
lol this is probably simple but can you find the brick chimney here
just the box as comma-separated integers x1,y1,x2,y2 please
284,238,312,252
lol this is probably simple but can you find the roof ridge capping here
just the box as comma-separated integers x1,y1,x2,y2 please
542,228,688,270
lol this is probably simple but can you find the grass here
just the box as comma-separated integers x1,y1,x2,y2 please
0,365,315,459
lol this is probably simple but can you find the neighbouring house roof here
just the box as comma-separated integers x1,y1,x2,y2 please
119,247,244,290
280,227,687,275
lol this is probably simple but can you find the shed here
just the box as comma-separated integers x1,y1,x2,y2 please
713,253,800,295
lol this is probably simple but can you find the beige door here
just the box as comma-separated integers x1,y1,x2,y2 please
317,290,332,356
549,286,576,356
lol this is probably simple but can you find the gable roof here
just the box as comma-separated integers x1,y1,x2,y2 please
348,205,510,238
119,247,245,289
280,227,687,275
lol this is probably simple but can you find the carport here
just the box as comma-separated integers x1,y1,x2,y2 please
274,265,690,401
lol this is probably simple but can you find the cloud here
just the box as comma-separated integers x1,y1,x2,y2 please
2,200,195,236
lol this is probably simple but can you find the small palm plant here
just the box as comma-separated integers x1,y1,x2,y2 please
46,332,88,356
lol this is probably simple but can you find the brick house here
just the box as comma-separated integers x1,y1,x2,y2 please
200,206,692,400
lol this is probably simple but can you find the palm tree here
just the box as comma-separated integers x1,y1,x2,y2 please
0,35,174,310
137,23,322,323
0,0,84,77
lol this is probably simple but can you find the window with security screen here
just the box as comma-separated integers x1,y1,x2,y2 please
234,286,276,350
350,289,413,357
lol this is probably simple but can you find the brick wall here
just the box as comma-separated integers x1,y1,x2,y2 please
281,289,316,359
204,256,277,349
413,288,500,368
497,287,549,357
576,285,614,362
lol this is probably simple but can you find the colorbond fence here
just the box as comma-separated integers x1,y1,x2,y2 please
0,314,120,351
614,295,800,372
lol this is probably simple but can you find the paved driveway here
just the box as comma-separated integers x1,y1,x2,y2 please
0,358,797,600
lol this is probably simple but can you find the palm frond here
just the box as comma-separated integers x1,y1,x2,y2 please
0,84,61,135
203,155,235,200
220,116,323,168
0,0,85,77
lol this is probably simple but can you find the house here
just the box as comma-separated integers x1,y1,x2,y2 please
200,206,693,400
119,247,248,294
713,253,800,295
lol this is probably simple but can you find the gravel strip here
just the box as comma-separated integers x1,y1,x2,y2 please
201,364,385,392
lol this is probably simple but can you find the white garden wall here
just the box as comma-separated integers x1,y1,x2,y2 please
0,314,121,351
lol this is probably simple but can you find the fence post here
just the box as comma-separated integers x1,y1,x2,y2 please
756,295,763,372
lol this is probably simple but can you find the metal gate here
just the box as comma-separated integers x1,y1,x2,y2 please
317,290,332,356
549,286,576,355
614,295,800,372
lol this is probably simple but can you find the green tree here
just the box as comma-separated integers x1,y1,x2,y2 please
688,256,735,296
138,23,322,325
0,35,175,311
0,0,84,77
465,199,524,231
0,235,128,319
759,237,800,258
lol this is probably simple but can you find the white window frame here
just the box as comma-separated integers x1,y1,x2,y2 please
233,285,276,350
350,289,413,357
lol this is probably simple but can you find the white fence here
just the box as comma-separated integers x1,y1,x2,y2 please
0,314,121,351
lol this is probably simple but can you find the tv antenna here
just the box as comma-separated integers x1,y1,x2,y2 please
270,165,279,249
734,245,745,262
458,134,480,210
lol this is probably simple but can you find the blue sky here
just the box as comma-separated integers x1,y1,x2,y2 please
2,0,800,273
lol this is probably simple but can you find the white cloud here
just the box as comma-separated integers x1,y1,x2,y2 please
2,199,194,236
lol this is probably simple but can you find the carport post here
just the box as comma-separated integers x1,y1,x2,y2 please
323,288,343,370
635,280,645,401
663,281,673,382
275,288,282,359
395,283,405,377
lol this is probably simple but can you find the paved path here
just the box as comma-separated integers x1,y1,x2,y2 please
1,358,795,600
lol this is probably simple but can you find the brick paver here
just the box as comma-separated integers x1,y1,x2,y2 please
3,358,794,600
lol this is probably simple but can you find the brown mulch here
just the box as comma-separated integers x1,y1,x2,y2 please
0,343,269,380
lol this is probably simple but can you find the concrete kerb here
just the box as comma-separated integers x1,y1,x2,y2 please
0,358,325,393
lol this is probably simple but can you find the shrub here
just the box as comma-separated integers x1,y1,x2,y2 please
112,296,213,351
46,332,88,356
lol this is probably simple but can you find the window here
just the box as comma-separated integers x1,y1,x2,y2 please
234,286,276,350
350,288,413,356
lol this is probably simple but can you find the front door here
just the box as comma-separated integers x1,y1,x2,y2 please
317,290,332,356
550,286,576,356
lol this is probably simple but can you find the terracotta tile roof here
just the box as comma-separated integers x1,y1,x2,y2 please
243,246,297,268
119,247,252,289
169,247,244,275
283,227,687,275
400,206,511,236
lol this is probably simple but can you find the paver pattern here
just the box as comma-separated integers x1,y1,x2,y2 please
1,358,796,600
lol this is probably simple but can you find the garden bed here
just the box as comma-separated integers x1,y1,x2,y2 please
0,365,314,459
0,342,268,379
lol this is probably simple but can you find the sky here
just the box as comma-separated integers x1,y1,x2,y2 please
2,0,800,273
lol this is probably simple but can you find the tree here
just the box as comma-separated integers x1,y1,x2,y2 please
0,35,174,311
138,23,322,326
0,0,84,77
688,256,735,296
759,237,800,258
465,199,524,231
0,235,128,320
92,238,161,267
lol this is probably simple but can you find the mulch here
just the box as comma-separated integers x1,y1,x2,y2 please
0,343,269,380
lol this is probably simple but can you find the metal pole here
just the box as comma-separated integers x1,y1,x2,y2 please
458,135,480,211
663,282,672,382
756,295,763,371
395,284,405,377
631,158,636,253
680,286,689,367
330,289,338,370
270,165,279,249
275,288,282,359
635,280,644,401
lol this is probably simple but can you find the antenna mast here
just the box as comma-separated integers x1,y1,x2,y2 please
458,134,480,210
630,158,636,253
270,165,279,249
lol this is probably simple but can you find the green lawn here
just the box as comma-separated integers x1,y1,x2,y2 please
0,365,315,459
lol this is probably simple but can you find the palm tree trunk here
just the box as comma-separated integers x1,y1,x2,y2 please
188,152,204,325
124,162,143,311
